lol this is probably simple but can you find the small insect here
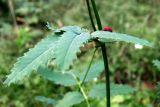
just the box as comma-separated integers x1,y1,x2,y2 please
103,26,113,32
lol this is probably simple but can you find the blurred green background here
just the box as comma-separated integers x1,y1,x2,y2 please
0,0,160,107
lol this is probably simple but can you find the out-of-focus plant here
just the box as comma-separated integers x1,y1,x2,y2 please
153,60,160,70
3,0,154,107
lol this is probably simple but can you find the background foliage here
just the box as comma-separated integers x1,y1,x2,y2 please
0,0,160,107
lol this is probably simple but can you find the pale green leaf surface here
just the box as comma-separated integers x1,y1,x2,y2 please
37,67,77,86
35,96,57,105
55,31,90,70
55,91,84,107
153,60,160,70
79,60,104,82
54,26,82,34
89,83,135,98
92,31,153,47
4,36,59,85
60,26,82,34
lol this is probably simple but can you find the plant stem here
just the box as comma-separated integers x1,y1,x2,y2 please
86,0,96,31
81,49,97,86
70,72,90,107
78,82,90,107
90,0,102,30
8,0,18,32
88,0,111,107
101,43,111,107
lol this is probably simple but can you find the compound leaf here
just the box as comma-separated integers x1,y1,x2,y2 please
4,35,59,85
55,91,84,107
55,29,90,70
89,83,135,98
92,31,153,47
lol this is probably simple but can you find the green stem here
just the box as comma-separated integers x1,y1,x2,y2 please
90,0,102,30
86,0,96,31
78,82,90,107
69,73,90,107
101,43,111,107
89,0,111,107
81,49,97,86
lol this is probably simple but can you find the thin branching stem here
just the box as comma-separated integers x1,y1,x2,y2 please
100,43,111,107
81,48,97,86
69,72,90,107
78,82,90,107
88,0,111,107
90,0,102,30
86,0,96,31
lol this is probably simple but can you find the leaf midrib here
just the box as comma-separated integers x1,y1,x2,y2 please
10,43,56,80
62,33,79,69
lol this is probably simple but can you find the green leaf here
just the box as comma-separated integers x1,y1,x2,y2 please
92,31,153,47
55,91,84,107
38,61,104,86
35,96,57,105
79,60,104,82
60,26,82,34
54,26,82,35
153,60,160,70
89,83,135,98
37,67,77,86
55,30,91,70
4,35,59,85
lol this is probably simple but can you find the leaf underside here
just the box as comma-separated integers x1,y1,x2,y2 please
55,29,90,70
38,60,104,86
37,66,77,86
4,35,59,85
55,91,84,107
92,31,153,47
89,83,135,98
